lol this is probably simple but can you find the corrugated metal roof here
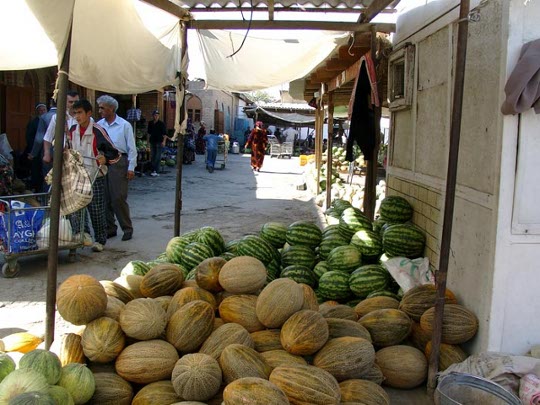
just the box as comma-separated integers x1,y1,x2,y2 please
259,102,315,111
181,0,373,9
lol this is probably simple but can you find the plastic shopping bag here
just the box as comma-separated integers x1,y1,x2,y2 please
382,256,434,293
36,217,73,249
0,200,45,253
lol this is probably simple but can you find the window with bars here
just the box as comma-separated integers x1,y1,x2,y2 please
389,44,415,111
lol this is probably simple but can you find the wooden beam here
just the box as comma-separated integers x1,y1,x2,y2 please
359,0,396,23
326,92,335,209
189,20,395,32
141,0,190,19
268,0,274,21
190,6,397,14
327,58,361,92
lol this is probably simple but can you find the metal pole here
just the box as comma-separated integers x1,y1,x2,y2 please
45,32,72,350
427,0,470,392
174,23,188,237
325,92,334,209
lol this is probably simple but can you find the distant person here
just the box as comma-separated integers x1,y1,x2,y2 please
196,121,207,155
274,127,282,143
183,118,196,164
245,121,268,172
283,126,298,143
96,95,137,242
25,102,47,191
203,130,220,173
147,110,167,177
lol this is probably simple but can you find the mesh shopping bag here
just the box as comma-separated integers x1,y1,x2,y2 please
46,149,93,215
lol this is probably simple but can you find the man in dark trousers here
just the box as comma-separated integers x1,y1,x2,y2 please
25,102,47,191
147,110,167,177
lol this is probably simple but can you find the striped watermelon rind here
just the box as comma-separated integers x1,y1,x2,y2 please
379,195,414,223
236,235,276,265
165,236,191,264
285,221,322,249
318,235,349,261
331,199,352,215
196,226,225,256
349,264,391,298
280,265,317,288
322,224,342,239
266,258,282,283
281,245,317,269
220,252,237,262
339,207,373,239
366,290,400,300
317,271,351,300
186,267,197,280
350,229,383,262
382,224,426,258
181,241,215,270
260,222,288,248
225,239,241,254
120,260,151,277
313,261,330,279
326,245,362,273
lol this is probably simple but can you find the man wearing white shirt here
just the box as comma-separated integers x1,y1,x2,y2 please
41,90,80,165
96,95,136,241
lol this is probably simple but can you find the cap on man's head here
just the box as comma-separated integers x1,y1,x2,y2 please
152,110,160,115
35,102,46,110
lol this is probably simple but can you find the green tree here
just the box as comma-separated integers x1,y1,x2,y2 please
247,90,277,103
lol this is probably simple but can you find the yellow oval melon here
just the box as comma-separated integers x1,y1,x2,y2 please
57,275,107,325
339,379,390,405
250,329,283,353
219,344,272,384
113,275,144,299
119,298,167,340
81,317,125,363
219,295,265,332
195,257,226,292
131,380,181,405
200,323,255,360
166,300,215,353
89,372,133,405
399,284,458,321
115,339,179,384
167,286,217,319
326,318,371,341
223,377,289,405
100,280,135,304
313,337,375,382
280,310,329,356
171,353,222,401
354,296,400,319
256,279,304,328
375,345,427,389
218,256,267,294
319,304,358,321
425,340,468,371
270,365,340,405
140,264,185,298
1,332,43,354
300,284,319,311
260,349,308,369
420,304,478,344
103,296,125,322
51,333,86,366
359,309,412,347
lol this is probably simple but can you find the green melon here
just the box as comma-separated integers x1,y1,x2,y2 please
382,224,426,258
350,229,383,263
260,222,288,248
317,271,351,301
339,207,372,240
379,195,414,223
281,245,317,270
120,261,151,277
196,227,225,256
318,235,349,261
349,265,391,298
0,353,15,383
327,245,361,273
236,235,276,265
19,349,62,385
280,265,317,288
285,221,322,249
181,242,215,270
313,261,330,279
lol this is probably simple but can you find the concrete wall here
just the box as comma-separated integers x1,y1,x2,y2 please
388,0,507,353
187,80,236,134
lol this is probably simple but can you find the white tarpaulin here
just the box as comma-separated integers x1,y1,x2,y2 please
195,29,349,92
0,0,182,94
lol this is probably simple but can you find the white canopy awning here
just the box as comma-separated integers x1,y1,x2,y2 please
194,29,349,92
0,0,182,94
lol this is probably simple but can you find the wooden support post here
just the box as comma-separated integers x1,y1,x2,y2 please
315,107,321,195
326,92,334,209
427,0,470,394
174,23,188,237
45,30,72,350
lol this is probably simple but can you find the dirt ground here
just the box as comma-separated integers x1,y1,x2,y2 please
0,152,433,404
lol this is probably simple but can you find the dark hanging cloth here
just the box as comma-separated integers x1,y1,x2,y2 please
346,54,379,162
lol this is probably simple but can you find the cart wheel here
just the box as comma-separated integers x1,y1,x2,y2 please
2,262,20,278
68,250,77,263
221,164,225,169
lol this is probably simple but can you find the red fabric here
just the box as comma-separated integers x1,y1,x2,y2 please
246,128,268,169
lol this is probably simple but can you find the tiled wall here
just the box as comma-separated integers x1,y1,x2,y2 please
386,175,442,269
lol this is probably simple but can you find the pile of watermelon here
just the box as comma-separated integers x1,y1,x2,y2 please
123,196,426,307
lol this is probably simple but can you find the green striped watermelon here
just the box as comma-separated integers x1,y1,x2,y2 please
220,252,236,261
317,271,351,300
372,217,387,234
326,245,362,273
313,261,330,278
382,224,426,258
196,227,225,256
155,252,170,262
331,199,352,215
266,258,282,283
366,290,400,300
281,245,317,269
225,239,241,253
120,260,151,277
318,235,349,261
324,208,341,225
285,221,322,249
280,265,317,288
379,195,414,223
181,241,214,270
236,235,276,264
349,264,391,298
260,222,288,248
322,224,342,239
181,229,201,241
350,229,383,263
186,267,197,280
339,207,372,240
165,236,191,264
